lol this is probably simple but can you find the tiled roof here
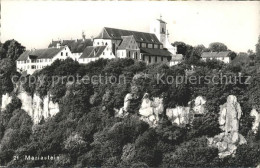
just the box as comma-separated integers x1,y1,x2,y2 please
17,47,64,61
95,27,162,45
118,36,135,50
201,51,231,58
140,48,172,57
48,39,93,53
171,54,183,61
79,46,107,58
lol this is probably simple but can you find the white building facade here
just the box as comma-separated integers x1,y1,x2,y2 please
16,46,73,74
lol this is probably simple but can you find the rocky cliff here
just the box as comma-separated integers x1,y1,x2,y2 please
116,93,206,127
1,90,59,124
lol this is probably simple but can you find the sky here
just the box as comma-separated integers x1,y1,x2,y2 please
1,1,260,53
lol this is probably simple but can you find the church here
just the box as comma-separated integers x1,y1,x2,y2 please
78,17,182,64
16,17,183,74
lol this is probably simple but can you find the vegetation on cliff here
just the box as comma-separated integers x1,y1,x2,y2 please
0,37,259,167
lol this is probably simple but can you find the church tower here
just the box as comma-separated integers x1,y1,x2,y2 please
150,15,177,55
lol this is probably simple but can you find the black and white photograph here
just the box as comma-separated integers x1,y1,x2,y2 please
0,0,260,167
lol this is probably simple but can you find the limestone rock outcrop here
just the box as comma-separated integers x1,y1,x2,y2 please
138,93,164,127
115,93,207,127
166,106,191,125
208,95,247,158
193,96,206,114
115,93,133,118
1,93,12,111
166,96,206,125
250,108,260,134
1,91,59,124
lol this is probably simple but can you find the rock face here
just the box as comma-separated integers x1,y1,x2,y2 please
1,91,59,124
115,93,133,118
116,92,207,127
193,96,206,114
208,95,246,158
1,93,12,111
166,96,206,125
138,93,164,127
250,109,260,134
166,106,190,125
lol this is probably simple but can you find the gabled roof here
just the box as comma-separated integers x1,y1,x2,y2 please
79,46,107,59
118,36,136,50
201,51,231,58
95,27,162,45
140,48,172,57
48,39,93,53
17,47,65,61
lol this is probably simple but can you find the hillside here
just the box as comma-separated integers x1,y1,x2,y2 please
0,57,260,167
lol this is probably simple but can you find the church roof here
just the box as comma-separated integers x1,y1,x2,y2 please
17,47,65,61
118,36,135,50
201,51,231,58
48,39,93,53
95,27,162,45
79,46,107,58
140,48,172,57
157,19,166,24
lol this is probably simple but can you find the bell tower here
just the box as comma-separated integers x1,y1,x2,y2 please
150,15,177,55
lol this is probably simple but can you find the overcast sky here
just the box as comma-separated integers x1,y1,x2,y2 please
1,1,260,53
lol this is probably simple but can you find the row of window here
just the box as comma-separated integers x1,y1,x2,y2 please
17,59,52,64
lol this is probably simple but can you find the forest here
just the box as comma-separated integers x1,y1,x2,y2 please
0,38,259,167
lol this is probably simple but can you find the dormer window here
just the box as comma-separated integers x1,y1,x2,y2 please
111,34,115,37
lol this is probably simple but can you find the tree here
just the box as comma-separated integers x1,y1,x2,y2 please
209,42,228,52
193,45,206,57
172,41,187,55
0,40,25,61
256,35,260,62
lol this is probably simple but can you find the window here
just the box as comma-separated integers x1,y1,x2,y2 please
142,55,145,61
66,52,68,56
149,56,151,63
135,52,137,59
102,42,104,45
61,52,63,56
105,42,108,45
161,56,163,62
128,51,131,58
103,52,105,55
141,38,143,41
155,56,157,62
97,42,99,45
